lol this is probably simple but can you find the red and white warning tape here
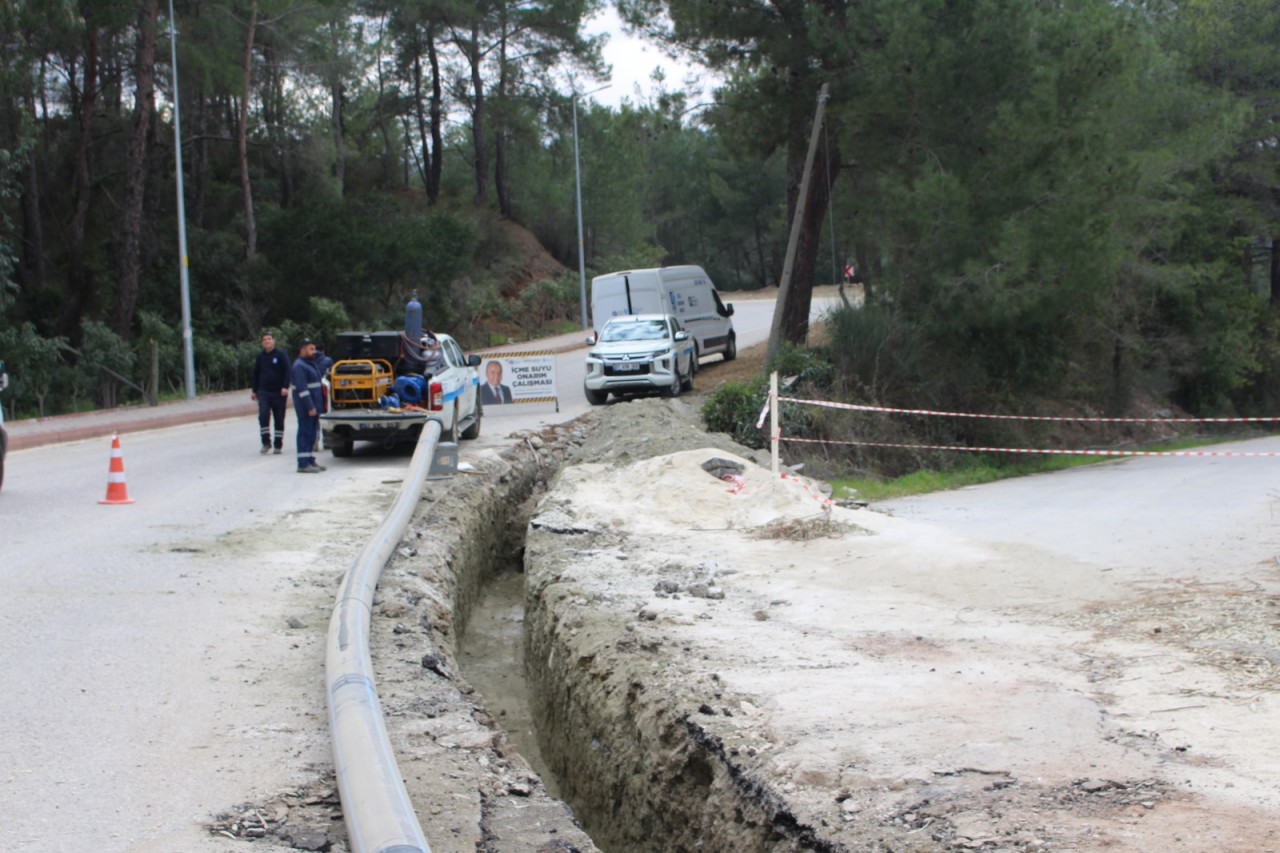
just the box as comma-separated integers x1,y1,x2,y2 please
780,470,835,506
775,395,1280,425
777,435,1280,458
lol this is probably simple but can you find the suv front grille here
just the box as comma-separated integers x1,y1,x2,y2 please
603,360,652,376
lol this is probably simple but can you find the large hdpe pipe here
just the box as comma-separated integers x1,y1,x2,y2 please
326,417,443,853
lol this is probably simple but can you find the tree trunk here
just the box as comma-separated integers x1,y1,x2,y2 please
59,33,100,339
412,35,429,189
467,22,488,206
20,102,46,291
239,1,258,265
262,44,293,208
427,24,443,203
373,33,394,188
1271,238,1280,305
855,241,874,302
494,18,512,218
111,0,160,339
192,88,207,228
753,217,767,288
784,140,837,340
329,20,345,196
17,78,46,291
768,83,834,362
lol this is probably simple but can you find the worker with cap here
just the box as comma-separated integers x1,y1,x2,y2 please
291,338,328,473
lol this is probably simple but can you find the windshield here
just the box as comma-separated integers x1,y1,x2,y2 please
600,320,669,343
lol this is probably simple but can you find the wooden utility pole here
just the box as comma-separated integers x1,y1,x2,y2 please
767,83,830,366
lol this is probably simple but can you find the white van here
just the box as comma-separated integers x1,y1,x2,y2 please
590,265,737,362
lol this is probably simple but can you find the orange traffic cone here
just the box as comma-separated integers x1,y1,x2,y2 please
99,434,135,505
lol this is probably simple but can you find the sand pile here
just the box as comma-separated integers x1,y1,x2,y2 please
544,448,882,537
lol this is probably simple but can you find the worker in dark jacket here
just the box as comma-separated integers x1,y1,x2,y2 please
291,338,328,473
251,332,290,454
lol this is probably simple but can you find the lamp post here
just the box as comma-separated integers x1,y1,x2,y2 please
168,0,196,399
573,84,610,331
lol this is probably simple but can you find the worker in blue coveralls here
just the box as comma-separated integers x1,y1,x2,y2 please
291,338,328,473
312,343,335,453
251,331,290,454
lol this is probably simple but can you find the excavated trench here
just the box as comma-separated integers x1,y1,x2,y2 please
375,398,1280,853
377,400,846,853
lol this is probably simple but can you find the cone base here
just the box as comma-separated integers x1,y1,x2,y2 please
99,496,135,505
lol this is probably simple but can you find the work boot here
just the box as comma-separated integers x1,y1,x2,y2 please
260,444,270,454
272,447,282,454
297,464,321,473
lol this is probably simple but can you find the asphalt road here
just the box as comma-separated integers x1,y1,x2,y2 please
3,292,1277,851
0,296,813,852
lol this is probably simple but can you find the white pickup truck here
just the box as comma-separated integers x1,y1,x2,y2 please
320,331,481,457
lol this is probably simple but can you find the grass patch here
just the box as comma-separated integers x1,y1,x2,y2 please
830,432,1263,501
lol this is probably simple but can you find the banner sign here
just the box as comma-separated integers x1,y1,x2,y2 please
474,350,559,411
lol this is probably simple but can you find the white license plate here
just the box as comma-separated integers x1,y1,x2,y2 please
613,363,639,372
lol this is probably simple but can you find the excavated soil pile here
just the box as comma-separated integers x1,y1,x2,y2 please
521,398,1280,852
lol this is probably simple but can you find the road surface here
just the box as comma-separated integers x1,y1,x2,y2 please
0,296,811,851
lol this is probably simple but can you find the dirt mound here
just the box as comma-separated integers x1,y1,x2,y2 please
520,398,1280,852
499,220,567,296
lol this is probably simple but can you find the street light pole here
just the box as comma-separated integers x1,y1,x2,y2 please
168,0,196,399
573,84,610,331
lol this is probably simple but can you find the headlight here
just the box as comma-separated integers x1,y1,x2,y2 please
587,351,601,359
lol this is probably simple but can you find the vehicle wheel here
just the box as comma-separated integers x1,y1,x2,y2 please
661,365,682,398
681,353,695,392
723,332,737,362
441,401,459,442
584,385,608,405
460,398,482,440
691,344,700,376
330,437,353,458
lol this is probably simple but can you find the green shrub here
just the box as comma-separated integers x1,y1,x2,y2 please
701,379,770,449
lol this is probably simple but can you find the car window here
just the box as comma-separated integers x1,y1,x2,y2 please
601,320,670,342
442,339,465,367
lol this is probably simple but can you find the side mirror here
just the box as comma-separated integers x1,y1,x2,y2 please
586,333,598,345
725,303,735,317
0,371,7,393
674,330,690,342
467,354,481,367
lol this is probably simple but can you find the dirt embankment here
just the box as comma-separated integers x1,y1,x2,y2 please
302,389,1277,853
520,399,1280,852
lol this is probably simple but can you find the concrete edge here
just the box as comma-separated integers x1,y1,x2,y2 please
7,396,252,452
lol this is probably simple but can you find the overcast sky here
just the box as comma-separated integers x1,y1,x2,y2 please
582,7,715,110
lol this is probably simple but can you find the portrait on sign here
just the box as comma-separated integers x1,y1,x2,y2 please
477,353,557,404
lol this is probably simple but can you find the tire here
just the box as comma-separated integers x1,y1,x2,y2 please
585,385,608,405
442,401,459,442
330,437,353,458
661,364,682,398
723,332,737,362
460,398,482,440
680,351,694,392
691,344,700,376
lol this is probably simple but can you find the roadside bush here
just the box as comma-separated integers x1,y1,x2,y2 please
701,379,769,448
701,372,817,451
766,342,834,390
